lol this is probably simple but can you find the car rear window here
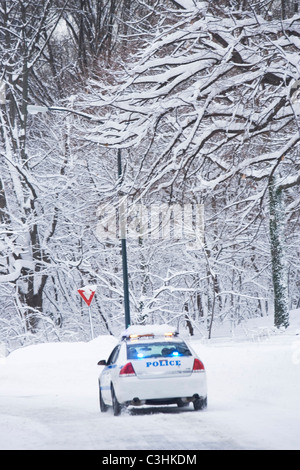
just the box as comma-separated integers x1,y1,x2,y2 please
126,341,192,360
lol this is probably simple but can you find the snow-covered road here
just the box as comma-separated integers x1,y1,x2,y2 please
0,395,243,450
0,312,300,450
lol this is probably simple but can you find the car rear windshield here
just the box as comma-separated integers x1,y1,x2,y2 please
126,341,192,360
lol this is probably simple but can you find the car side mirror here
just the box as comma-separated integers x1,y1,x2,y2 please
97,359,107,366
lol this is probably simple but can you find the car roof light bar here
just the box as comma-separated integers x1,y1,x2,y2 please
121,326,179,341
129,333,154,339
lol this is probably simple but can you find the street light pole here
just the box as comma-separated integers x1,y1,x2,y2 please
28,104,130,329
118,149,131,329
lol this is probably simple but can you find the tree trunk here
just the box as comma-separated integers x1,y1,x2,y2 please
268,176,289,329
19,266,48,333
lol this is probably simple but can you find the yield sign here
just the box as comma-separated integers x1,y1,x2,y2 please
78,285,97,306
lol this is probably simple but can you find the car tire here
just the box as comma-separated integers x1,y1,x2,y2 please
99,385,108,412
111,385,122,416
193,396,207,411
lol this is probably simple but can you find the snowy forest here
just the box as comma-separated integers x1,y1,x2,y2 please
0,0,300,351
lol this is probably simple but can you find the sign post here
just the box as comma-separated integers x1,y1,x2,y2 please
78,285,97,339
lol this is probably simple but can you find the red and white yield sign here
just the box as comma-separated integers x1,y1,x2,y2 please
78,285,97,307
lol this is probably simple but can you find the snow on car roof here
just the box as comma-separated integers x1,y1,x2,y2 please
121,324,178,340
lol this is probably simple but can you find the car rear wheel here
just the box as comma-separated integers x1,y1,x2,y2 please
193,396,207,411
99,384,108,412
111,385,122,416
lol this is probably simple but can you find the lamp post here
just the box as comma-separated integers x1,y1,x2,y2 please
118,149,131,329
28,104,131,329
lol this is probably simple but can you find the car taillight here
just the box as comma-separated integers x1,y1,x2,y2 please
119,362,136,377
193,358,205,372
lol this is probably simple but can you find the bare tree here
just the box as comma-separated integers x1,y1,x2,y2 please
82,2,300,329
0,0,68,332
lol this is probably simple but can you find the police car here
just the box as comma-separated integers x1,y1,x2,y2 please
97,324,207,416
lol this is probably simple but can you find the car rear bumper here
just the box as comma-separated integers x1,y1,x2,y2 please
114,372,207,405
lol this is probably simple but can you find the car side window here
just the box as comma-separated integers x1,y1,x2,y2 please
106,345,121,365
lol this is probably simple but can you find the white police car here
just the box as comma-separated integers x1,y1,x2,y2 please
97,324,207,415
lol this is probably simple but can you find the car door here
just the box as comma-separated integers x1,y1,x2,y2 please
100,344,121,404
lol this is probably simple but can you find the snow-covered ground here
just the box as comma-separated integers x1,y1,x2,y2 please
0,311,299,450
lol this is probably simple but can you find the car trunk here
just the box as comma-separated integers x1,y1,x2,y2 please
132,355,195,379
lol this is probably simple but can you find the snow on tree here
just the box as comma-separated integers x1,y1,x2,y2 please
80,1,300,329
0,1,70,334
1,0,300,349
0,0,175,348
